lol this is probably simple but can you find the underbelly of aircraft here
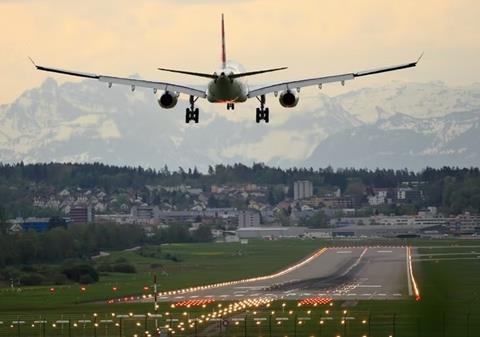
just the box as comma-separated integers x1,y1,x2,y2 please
207,78,247,103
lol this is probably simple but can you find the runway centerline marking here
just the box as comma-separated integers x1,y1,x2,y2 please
357,285,381,288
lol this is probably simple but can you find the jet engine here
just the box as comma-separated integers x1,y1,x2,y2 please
158,91,179,109
278,90,299,108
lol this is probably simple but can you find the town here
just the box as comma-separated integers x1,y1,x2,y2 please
3,163,479,241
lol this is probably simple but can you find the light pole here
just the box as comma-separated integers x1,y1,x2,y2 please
293,314,297,337
392,313,396,337
118,317,123,337
93,313,98,337
244,313,247,337
269,314,272,337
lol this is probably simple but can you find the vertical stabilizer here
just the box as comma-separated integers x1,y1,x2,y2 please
221,14,227,69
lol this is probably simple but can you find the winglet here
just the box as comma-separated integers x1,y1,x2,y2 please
416,52,424,64
28,56,38,68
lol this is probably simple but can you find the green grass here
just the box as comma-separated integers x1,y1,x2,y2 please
2,238,480,336
0,239,322,313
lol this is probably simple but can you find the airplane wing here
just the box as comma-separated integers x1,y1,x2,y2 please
30,59,207,98
247,55,422,98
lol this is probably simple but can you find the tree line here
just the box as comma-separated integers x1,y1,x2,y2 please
0,162,479,216
0,222,213,268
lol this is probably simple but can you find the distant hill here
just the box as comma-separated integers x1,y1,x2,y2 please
1,78,480,169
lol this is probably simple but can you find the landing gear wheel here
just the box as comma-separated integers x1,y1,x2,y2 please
226,103,235,110
256,108,269,123
255,95,269,123
185,108,199,123
185,96,199,123
194,108,199,123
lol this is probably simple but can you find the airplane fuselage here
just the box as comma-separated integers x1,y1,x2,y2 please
206,66,248,103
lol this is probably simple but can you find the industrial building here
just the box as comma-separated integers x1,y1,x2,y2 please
294,180,313,200
68,206,93,224
236,226,308,239
238,210,261,227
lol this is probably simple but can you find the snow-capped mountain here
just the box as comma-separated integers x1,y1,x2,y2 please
305,110,480,170
1,77,479,170
334,81,480,123
0,78,359,169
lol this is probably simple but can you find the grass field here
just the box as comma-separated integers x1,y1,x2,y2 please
1,238,480,336
0,239,323,313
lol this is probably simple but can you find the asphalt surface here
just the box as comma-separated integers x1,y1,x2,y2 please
148,246,410,303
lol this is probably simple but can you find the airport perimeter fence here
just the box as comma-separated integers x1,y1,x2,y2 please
0,311,479,337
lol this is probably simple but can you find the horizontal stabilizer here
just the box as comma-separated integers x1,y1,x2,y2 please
230,67,287,79
158,68,217,79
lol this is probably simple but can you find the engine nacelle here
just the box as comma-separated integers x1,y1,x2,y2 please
158,91,179,109
279,90,299,108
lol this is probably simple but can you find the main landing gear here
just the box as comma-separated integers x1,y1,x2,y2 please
226,103,235,110
255,95,269,123
186,95,199,123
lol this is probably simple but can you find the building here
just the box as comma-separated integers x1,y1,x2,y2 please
131,206,160,220
316,196,355,209
95,214,135,225
7,217,50,232
204,208,238,219
238,210,261,228
68,207,93,224
236,226,307,239
307,224,432,238
396,188,423,203
294,180,313,200
448,213,480,234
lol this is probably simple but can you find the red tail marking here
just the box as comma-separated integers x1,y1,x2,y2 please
221,13,226,68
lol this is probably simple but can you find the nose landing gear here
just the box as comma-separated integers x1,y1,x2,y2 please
255,95,269,123
226,103,235,110
186,95,199,123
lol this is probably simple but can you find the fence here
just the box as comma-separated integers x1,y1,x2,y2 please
0,311,479,337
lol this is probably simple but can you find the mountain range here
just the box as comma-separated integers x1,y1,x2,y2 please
1,78,479,171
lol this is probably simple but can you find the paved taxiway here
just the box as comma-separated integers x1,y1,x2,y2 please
142,246,411,303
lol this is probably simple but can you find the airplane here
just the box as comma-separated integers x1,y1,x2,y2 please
31,14,421,124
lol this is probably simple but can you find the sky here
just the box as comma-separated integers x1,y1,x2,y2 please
0,0,479,104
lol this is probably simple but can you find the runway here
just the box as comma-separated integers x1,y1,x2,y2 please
139,246,412,303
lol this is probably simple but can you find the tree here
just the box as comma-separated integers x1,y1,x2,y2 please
48,216,66,229
0,206,7,234
305,211,328,228
208,165,215,175
193,224,214,242
62,264,99,283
